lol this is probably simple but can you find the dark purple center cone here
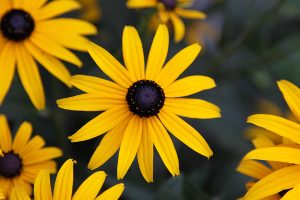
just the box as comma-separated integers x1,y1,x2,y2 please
160,0,177,10
0,9,35,41
0,152,22,178
126,80,165,118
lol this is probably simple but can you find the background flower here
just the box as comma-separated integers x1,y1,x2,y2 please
0,114,62,198
0,0,97,110
10,159,124,200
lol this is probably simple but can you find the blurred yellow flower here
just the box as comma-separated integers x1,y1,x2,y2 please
0,114,62,198
0,0,97,110
127,0,206,42
0,189,4,200
57,24,221,182
238,80,300,200
77,0,101,23
10,159,124,200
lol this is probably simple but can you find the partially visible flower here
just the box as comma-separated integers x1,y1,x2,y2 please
238,80,300,200
10,159,124,200
127,0,206,42
0,0,97,110
78,0,101,23
0,114,62,198
57,24,220,182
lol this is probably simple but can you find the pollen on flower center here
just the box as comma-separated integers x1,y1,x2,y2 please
0,152,22,178
159,0,177,10
126,80,165,118
0,9,35,41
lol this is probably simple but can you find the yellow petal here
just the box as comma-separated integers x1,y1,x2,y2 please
12,122,32,153
251,134,275,149
22,147,62,165
158,109,213,158
247,114,300,145
16,44,45,110
0,115,12,152
0,0,11,18
127,0,157,8
30,32,82,67
57,94,126,111
25,40,71,87
137,119,154,182
37,31,91,52
122,26,145,80
72,171,106,200
53,159,74,200
22,161,57,183
164,75,216,97
170,13,185,42
117,115,143,179
243,147,300,164
281,182,300,200
10,187,31,200
88,117,131,170
70,75,126,97
22,0,46,13
95,183,125,200
69,106,130,142
175,8,206,19
0,42,16,104
35,0,81,21
88,42,133,88
155,43,201,88
237,160,272,180
36,19,97,35
150,117,179,176
34,170,52,200
164,98,221,119
277,80,300,122
146,24,169,80
244,165,300,200
19,136,45,156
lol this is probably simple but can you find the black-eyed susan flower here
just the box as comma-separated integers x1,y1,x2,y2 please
10,159,124,200
0,0,97,110
57,24,221,182
127,0,206,42
238,80,300,199
0,114,62,198
77,0,101,23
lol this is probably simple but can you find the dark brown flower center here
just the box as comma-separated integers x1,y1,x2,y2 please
0,9,35,41
126,80,165,118
159,0,177,10
0,152,22,178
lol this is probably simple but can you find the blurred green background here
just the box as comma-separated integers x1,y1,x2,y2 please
1,0,300,199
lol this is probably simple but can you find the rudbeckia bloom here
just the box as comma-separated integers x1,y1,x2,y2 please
239,80,300,200
127,0,206,42
0,0,97,110
0,114,62,198
57,24,221,182
10,159,124,200
0,189,4,200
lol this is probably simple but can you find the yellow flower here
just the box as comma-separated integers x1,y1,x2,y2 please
0,0,97,110
127,0,206,42
238,80,300,200
57,24,221,182
0,114,62,198
10,159,124,200
77,0,101,23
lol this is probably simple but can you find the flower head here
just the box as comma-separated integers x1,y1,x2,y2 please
238,80,300,199
0,114,62,198
57,24,221,182
127,0,206,42
0,0,97,110
10,159,124,200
